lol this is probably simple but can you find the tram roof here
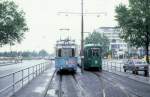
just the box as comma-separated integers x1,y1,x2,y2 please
56,45,76,49
55,38,77,49
56,39,75,43
84,44,101,47
56,38,76,45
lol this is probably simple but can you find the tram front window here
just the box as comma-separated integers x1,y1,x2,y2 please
88,49,92,57
62,48,75,57
72,48,75,57
92,48,99,57
58,49,62,57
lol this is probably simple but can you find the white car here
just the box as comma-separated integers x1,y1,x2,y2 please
123,59,149,76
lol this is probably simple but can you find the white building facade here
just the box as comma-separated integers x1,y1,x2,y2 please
95,27,128,58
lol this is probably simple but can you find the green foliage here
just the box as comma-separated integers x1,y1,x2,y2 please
0,0,28,46
115,0,150,62
115,0,150,47
39,50,49,57
0,50,49,58
84,31,110,55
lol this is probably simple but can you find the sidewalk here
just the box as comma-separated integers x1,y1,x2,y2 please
11,67,55,97
105,69,150,85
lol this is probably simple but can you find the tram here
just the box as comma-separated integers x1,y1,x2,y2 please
83,44,102,71
55,38,78,72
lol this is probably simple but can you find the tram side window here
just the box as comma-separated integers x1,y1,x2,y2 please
58,49,61,57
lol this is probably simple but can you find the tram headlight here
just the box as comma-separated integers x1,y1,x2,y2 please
65,61,68,65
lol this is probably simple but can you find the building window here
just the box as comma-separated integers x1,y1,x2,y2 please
111,44,118,49
112,39,116,43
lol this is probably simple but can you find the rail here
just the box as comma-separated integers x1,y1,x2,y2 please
0,61,51,97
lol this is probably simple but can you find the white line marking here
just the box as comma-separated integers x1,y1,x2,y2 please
103,89,106,97
34,87,45,93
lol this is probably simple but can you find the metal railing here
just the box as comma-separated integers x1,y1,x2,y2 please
102,60,124,72
0,61,51,97
102,60,150,76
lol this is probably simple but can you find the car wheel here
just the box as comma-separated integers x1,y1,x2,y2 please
124,69,126,72
135,71,138,75
144,70,149,77
132,71,136,74
72,70,76,74
98,67,102,71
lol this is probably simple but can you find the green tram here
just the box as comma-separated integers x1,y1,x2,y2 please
83,44,102,71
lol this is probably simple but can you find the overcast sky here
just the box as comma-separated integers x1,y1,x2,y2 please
0,0,128,53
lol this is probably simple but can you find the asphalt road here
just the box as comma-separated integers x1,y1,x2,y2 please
45,68,150,97
0,59,50,97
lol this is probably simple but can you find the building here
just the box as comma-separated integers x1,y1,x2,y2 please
95,27,128,58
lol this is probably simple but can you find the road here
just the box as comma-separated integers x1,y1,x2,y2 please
0,59,51,97
0,59,48,76
44,67,150,97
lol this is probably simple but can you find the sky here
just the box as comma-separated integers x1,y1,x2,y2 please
0,0,128,53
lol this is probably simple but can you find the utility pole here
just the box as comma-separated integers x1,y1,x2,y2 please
81,0,84,73
145,0,149,63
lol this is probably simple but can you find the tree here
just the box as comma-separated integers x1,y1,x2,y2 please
84,31,110,56
115,0,150,63
22,51,31,57
39,50,49,57
0,0,28,46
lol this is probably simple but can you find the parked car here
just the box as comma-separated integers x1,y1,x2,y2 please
123,59,149,76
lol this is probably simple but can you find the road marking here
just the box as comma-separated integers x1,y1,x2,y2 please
47,89,56,96
34,87,45,93
102,89,106,97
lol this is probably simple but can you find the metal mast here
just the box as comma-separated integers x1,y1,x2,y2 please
81,0,84,73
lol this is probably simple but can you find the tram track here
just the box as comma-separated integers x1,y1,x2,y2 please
58,74,63,97
42,69,143,97
92,72,107,97
92,71,142,97
43,71,64,97
71,74,90,97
